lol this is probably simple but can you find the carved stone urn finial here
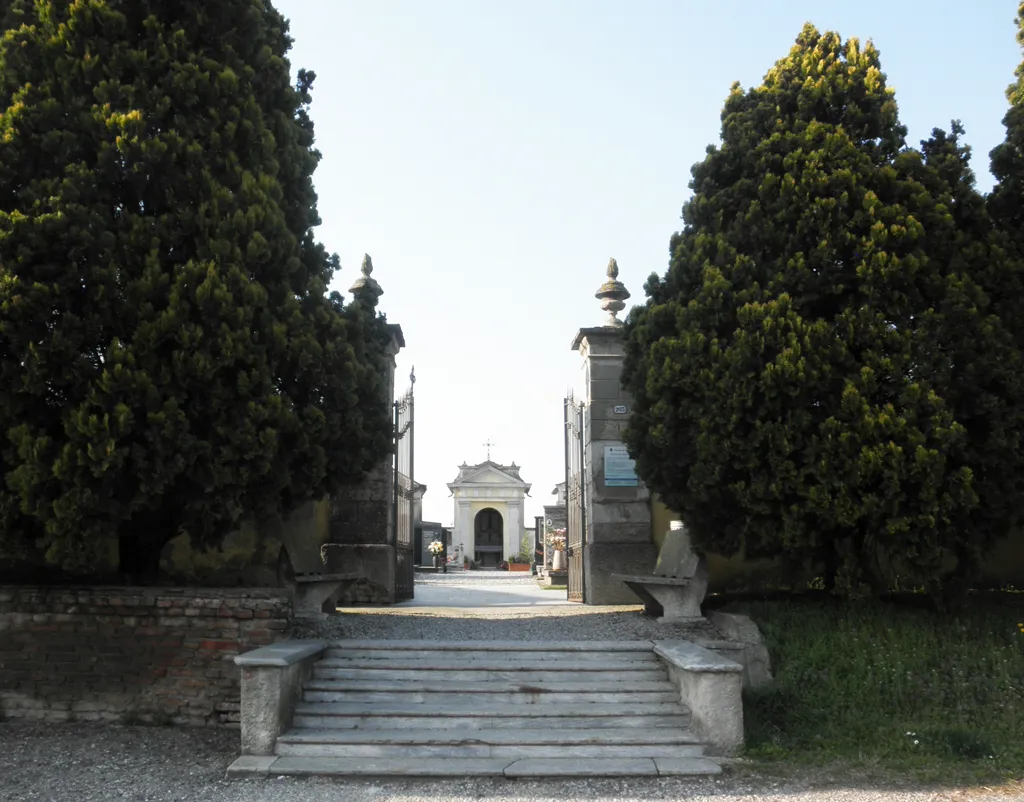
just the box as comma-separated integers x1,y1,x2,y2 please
595,257,631,327
349,253,383,304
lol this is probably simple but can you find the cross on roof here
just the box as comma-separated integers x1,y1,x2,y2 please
483,439,495,461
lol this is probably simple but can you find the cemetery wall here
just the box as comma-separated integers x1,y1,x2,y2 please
160,499,331,586
0,586,289,725
652,497,1024,591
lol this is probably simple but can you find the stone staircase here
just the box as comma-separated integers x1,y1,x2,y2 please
230,640,728,778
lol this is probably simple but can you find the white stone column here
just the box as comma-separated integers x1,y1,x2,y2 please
457,500,472,560
508,500,522,558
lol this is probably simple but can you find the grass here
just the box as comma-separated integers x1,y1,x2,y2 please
541,585,567,591
736,593,1024,784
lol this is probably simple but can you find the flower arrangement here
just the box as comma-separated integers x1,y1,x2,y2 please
546,528,566,552
428,540,444,556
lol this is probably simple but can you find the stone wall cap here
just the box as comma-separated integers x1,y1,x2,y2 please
571,326,623,351
654,641,743,673
234,640,327,667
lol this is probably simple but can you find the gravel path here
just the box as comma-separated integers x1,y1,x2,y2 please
292,570,724,641
3,721,1018,802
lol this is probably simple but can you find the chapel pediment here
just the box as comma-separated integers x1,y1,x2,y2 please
447,460,531,491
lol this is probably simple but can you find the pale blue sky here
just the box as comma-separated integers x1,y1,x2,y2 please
273,0,1021,526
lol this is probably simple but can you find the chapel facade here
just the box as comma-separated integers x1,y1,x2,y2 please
447,461,531,567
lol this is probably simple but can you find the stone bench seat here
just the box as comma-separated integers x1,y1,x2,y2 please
612,523,708,624
287,571,361,618
293,572,361,585
612,573,690,586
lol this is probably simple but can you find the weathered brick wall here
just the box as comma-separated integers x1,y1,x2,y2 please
0,586,290,726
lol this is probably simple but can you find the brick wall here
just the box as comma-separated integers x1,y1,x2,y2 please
0,586,290,726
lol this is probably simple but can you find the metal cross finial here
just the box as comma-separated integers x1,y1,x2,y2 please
483,439,495,461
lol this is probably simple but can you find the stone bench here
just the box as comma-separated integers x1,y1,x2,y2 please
287,570,361,617
280,544,363,617
612,522,708,623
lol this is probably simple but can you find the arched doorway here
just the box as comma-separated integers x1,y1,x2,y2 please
474,508,504,567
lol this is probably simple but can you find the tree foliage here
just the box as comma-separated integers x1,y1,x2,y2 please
622,25,1024,596
0,0,392,577
990,3,1024,244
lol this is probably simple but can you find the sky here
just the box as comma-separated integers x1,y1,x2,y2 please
272,0,1022,527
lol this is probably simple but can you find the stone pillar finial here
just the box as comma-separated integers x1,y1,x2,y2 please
349,253,383,305
595,257,631,327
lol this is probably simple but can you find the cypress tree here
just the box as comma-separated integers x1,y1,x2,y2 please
622,25,1021,595
990,3,1024,243
0,1,391,577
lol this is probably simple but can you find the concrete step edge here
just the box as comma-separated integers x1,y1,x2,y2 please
303,680,676,692
277,727,704,745
228,755,723,779
293,703,687,717
324,640,655,651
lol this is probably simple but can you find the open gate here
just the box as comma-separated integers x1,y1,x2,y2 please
394,369,415,601
563,393,585,603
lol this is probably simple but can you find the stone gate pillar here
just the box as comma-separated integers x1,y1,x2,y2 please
571,259,657,604
321,255,404,604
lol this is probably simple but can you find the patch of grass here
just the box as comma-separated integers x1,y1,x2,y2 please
541,585,567,591
739,595,1024,783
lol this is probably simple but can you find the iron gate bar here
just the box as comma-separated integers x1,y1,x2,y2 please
563,393,585,603
393,368,416,601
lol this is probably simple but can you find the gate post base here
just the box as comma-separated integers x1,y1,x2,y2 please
584,542,657,605
320,544,396,605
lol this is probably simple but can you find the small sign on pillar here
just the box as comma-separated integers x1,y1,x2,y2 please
604,444,638,487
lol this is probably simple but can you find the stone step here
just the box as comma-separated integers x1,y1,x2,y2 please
276,727,704,759
315,656,660,671
302,688,680,705
276,741,705,759
277,727,704,747
325,639,654,652
294,700,685,718
229,755,722,778
302,678,677,694
322,648,660,663
311,666,668,683
292,712,691,730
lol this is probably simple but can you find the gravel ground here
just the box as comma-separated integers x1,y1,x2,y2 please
3,722,1021,802
291,571,724,641
6,573,1021,800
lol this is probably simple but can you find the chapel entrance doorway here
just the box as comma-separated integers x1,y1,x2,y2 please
474,508,504,567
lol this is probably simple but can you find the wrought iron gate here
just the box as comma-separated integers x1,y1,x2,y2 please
393,369,415,601
563,393,585,603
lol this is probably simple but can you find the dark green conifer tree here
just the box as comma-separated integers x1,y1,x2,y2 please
623,25,1024,595
0,1,391,577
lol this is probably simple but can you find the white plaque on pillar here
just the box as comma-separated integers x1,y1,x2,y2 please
604,444,638,487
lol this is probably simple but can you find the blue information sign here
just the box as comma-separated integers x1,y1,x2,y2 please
604,445,638,487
